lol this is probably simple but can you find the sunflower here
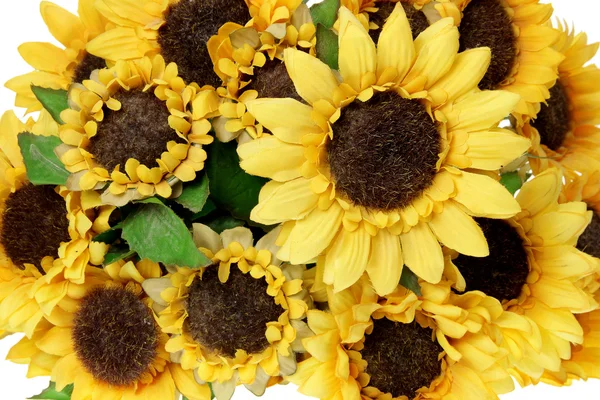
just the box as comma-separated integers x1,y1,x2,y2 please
58,55,218,206
289,277,516,399
5,0,109,113
563,171,600,260
8,259,211,400
445,168,598,382
237,4,529,295
520,24,600,178
142,225,311,400
452,0,564,122
88,0,254,88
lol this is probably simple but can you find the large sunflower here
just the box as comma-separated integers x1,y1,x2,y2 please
237,4,529,295
142,225,311,400
445,168,598,382
289,277,516,399
521,24,600,178
8,259,211,400
58,55,218,206
451,0,564,122
5,0,109,113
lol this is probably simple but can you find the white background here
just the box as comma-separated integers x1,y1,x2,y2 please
1,0,599,399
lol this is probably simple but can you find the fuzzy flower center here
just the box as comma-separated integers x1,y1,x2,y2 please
245,60,302,101
0,184,69,273
158,0,250,87
453,218,530,302
88,90,181,171
577,208,600,259
72,286,159,386
327,91,440,211
186,265,284,358
369,2,429,43
459,0,517,90
362,319,443,398
531,82,571,151
72,53,106,84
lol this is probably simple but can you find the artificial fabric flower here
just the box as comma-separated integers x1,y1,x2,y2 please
238,4,529,295
8,260,211,400
563,171,600,260
453,0,564,122
58,55,217,206
521,24,600,178
5,0,109,113
142,225,311,400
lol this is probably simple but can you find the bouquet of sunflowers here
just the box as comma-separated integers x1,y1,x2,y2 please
2,0,600,399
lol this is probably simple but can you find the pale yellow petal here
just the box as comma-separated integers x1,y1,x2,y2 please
376,3,414,82
338,7,377,92
452,171,521,219
238,135,305,181
400,221,443,283
366,229,403,295
40,1,85,47
323,227,370,292
251,179,319,225
463,129,531,170
284,48,339,105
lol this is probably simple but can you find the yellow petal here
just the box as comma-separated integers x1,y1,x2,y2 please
86,27,149,61
463,129,531,170
251,179,319,225
18,42,70,73
40,1,85,47
284,48,339,105
365,228,403,295
323,226,370,292
452,171,521,219
238,135,305,182
446,90,521,132
338,7,376,92
516,168,561,217
377,3,415,82
400,222,443,283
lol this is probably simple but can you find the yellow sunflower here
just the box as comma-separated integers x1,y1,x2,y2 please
8,259,211,400
5,0,109,113
521,24,600,178
289,277,516,399
142,225,311,399
444,168,598,382
58,55,218,206
451,0,564,122
237,4,529,295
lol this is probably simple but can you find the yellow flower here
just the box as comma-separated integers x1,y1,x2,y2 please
445,168,598,382
289,278,515,400
58,55,217,206
451,0,564,122
8,260,211,400
238,5,529,295
5,0,109,113
521,24,600,178
142,225,311,400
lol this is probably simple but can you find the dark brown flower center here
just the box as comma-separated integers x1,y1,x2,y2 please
158,0,250,87
88,90,181,171
453,218,529,301
369,2,430,43
245,60,302,101
72,52,107,84
73,286,159,387
362,319,443,398
328,91,440,211
0,184,69,273
577,208,600,259
459,0,517,90
186,264,284,358
531,82,571,151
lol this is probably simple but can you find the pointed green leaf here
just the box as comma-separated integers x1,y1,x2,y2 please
205,140,268,222
31,86,69,124
400,268,422,296
18,133,70,186
310,0,340,29
316,25,339,70
500,171,523,195
29,382,73,400
122,202,211,268
92,222,123,244
173,174,210,213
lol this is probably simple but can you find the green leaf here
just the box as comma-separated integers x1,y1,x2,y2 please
29,382,73,400
122,202,211,268
310,0,340,29
205,140,268,222
316,25,339,70
206,216,245,234
18,133,70,186
31,86,69,124
400,268,422,296
192,198,217,220
500,171,523,195
103,245,135,265
92,223,123,244
173,174,210,213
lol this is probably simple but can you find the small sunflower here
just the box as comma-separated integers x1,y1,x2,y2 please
238,5,530,295
521,24,600,178
8,259,211,400
452,0,564,122
142,225,311,400
446,168,598,382
5,0,109,113
58,55,218,205
289,278,515,399
89,0,253,87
